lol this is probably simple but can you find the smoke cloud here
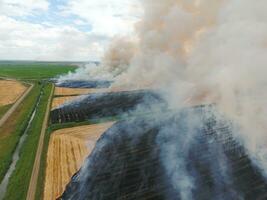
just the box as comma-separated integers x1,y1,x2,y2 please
60,0,267,196
111,0,267,179
58,36,137,82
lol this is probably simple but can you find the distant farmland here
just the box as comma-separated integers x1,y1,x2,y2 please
0,63,77,80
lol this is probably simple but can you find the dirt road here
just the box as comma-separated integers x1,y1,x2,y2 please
0,83,33,127
26,85,54,200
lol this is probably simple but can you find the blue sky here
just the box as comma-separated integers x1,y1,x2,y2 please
0,0,141,61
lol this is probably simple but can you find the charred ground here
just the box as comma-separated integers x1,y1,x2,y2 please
51,90,167,124
56,80,112,89
60,106,267,200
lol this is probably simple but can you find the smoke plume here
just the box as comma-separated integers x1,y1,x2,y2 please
58,36,137,82
110,0,267,179
60,0,267,196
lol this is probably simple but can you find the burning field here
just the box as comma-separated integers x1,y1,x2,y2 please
3,0,267,199
51,96,80,110
44,122,114,200
56,80,112,89
44,0,267,199
0,80,27,106
54,87,108,97
50,90,167,124
59,106,267,200
52,85,150,111
49,83,267,200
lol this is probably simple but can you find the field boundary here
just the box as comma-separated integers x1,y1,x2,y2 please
0,82,33,127
26,84,54,200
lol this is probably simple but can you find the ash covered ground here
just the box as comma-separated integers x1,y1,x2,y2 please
51,90,167,124
51,79,267,200
57,103,267,200
56,80,112,89
52,0,267,198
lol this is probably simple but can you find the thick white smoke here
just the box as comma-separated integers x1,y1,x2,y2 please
112,0,267,181
60,0,267,195
58,36,137,82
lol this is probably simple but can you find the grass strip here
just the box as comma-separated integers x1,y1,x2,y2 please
34,85,54,200
0,83,40,183
3,83,53,200
34,127,52,200
0,104,12,119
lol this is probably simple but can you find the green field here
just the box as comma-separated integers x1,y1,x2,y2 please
0,63,77,79
3,83,53,200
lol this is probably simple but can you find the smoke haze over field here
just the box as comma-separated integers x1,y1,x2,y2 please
60,0,267,191
58,36,137,82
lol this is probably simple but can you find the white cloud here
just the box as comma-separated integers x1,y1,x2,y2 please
62,0,142,37
0,0,142,61
74,19,87,26
0,15,107,61
0,0,49,16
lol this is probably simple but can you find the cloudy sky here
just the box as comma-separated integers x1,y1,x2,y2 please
0,0,142,61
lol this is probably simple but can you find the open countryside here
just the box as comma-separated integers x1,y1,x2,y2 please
0,62,77,200
1,1,267,200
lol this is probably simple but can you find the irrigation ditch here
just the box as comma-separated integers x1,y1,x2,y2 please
0,83,45,200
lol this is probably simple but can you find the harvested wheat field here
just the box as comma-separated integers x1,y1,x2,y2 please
44,122,115,200
54,87,108,96
52,88,125,110
51,96,80,110
52,86,150,110
0,80,27,106
54,86,144,97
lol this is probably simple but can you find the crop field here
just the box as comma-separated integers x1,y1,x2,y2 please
52,87,128,110
44,122,114,200
50,90,167,124
51,96,80,110
0,80,27,106
54,86,141,97
0,63,77,80
52,86,152,111
54,87,108,96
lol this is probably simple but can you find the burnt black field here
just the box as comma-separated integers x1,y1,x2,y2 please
51,90,167,124
60,106,267,200
56,80,112,88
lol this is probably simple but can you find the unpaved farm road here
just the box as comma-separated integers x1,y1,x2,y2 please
0,81,33,127
26,84,54,200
